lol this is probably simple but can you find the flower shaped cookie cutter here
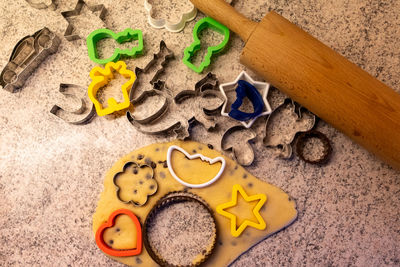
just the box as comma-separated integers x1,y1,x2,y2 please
113,161,158,206
88,61,136,116
86,28,144,65
144,0,197,32
167,145,226,188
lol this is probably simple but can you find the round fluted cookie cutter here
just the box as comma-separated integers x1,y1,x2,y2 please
144,0,197,32
296,130,332,164
143,191,218,267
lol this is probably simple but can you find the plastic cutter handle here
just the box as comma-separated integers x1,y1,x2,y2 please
190,0,257,42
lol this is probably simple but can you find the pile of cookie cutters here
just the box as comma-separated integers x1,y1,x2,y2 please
0,0,332,163
0,0,335,265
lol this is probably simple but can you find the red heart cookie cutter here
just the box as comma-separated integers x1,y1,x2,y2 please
95,209,142,257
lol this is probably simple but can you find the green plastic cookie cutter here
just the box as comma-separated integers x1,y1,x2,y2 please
183,17,230,73
87,28,144,65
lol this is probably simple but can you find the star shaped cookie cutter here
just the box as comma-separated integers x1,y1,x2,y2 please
61,0,107,41
144,0,197,32
219,71,272,128
216,184,267,237
88,61,135,117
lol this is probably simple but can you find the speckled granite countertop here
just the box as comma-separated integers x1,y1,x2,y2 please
0,0,399,266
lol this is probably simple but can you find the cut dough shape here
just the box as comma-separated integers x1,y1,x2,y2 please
93,140,297,266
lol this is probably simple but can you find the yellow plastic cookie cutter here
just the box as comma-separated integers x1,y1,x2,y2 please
88,61,136,116
216,184,267,237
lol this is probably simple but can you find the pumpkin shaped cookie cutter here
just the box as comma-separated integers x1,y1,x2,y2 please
113,161,158,206
86,28,144,65
95,209,142,257
88,61,135,117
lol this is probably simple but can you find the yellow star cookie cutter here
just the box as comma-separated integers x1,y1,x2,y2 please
216,184,267,237
88,61,135,116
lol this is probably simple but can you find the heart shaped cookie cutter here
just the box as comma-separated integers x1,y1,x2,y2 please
167,145,226,188
95,209,142,257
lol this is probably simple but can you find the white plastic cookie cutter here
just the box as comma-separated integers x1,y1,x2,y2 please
144,0,197,32
220,71,272,128
167,145,226,188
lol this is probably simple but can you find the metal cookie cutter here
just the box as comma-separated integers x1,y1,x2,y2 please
183,17,230,73
143,191,217,267
220,71,272,128
61,0,107,41
0,27,60,93
172,72,224,137
88,61,136,117
221,126,257,166
296,130,332,165
129,40,174,102
113,162,158,206
127,72,223,139
86,28,144,65
263,100,316,159
50,84,96,125
25,0,56,10
144,0,197,32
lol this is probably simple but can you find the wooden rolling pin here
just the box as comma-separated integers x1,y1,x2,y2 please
190,0,400,170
